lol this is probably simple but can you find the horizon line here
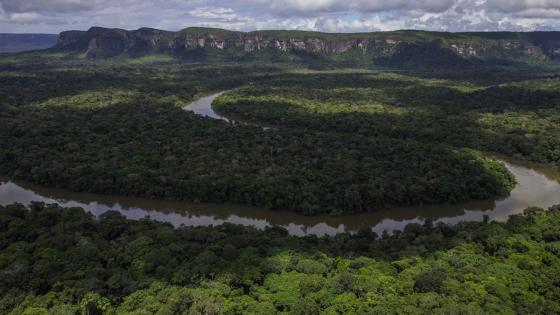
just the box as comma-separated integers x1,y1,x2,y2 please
3,26,560,36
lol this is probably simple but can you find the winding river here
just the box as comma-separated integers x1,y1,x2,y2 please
1,92,559,236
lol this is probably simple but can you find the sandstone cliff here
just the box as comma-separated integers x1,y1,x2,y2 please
54,27,560,65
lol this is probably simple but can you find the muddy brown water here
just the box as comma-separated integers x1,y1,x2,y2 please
1,159,559,236
1,94,558,236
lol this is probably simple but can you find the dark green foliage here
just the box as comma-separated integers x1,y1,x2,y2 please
215,71,560,167
2,203,560,314
0,62,516,215
413,266,447,293
374,41,471,69
1,33,560,315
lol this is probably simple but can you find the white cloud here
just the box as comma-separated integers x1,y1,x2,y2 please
0,0,559,33
0,11,66,25
511,8,560,18
487,0,560,13
314,16,405,32
0,0,96,13
189,7,246,21
236,0,456,15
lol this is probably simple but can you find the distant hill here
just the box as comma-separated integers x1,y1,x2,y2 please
52,27,560,68
0,34,58,53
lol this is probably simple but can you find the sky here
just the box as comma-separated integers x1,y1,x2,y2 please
1,0,560,34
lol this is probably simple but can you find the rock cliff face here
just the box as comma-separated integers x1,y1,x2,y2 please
54,27,560,64
56,27,174,57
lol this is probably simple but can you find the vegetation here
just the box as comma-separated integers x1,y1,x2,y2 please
2,203,560,314
1,31,560,314
214,70,560,167
0,61,517,215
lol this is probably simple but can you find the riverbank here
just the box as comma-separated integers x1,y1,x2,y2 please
2,156,559,236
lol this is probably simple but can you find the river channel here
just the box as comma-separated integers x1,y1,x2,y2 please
1,92,558,236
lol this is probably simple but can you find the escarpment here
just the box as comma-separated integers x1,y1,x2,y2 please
54,27,560,66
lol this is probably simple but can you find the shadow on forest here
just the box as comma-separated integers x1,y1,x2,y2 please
3,67,558,213
1,64,559,228
0,64,285,108
2,71,560,301
3,61,560,309
1,91,518,219
263,72,560,112
223,71,560,143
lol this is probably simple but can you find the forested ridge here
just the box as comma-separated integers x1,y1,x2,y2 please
2,203,560,314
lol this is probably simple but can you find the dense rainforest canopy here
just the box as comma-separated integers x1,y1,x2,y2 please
213,70,560,168
1,31,560,315
1,54,543,215
2,203,560,314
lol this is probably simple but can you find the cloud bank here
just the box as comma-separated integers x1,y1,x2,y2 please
1,0,559,33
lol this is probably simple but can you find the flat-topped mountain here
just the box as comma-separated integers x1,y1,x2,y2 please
54,26,560,67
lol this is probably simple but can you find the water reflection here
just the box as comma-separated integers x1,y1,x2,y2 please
183,92,229,121
183,92,273,130
1,158,559,236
